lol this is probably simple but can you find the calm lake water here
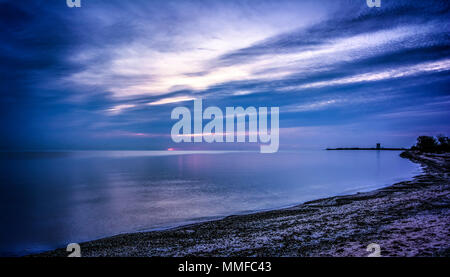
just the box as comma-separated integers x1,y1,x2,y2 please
0,150,421,256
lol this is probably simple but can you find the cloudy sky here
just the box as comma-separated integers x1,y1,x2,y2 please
0,0,449,150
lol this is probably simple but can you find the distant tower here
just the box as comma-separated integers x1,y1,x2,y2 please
376,143,381,149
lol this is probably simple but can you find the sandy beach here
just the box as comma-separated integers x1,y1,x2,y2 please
35,151,450,257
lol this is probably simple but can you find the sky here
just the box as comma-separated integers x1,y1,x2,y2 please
0,0,449,151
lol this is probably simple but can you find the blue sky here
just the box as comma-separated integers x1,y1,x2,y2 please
0,0,449,150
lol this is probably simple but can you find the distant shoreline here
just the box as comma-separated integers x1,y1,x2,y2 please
326,147,408,151
34,151,450,257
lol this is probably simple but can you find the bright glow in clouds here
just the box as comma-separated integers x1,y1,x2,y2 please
148,96,196,106
107,104,136,114
69,23,434,98
67,1,328,97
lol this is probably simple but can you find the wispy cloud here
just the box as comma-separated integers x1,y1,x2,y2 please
147,96,196,106
1,0,449,150
106,104,136,115
280,59,450,91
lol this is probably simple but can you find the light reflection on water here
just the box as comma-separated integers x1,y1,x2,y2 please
0,150,421,256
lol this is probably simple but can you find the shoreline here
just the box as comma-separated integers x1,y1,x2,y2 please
34,151,450,257
326,148,407,151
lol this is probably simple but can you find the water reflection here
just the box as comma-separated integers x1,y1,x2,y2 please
0,150,421,256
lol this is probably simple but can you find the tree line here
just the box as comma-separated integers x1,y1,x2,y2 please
411,135,449,153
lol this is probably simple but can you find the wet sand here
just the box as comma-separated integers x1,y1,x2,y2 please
35,151,450,257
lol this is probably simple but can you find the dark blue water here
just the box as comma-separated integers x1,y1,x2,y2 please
0,150,421,256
